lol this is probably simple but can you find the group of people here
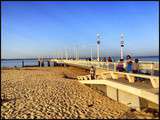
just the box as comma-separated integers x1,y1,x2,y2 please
90,55,140,80
116,55,139,73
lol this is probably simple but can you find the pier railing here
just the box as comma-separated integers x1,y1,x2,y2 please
51,59,159,75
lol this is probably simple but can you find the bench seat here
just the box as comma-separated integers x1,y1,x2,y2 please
77,75,91,80
109,71,159,88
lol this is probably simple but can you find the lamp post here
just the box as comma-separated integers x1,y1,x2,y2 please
65,49,68,60
76,45,79,60
96,33,100,61
91,47,93,60
120,33,124,59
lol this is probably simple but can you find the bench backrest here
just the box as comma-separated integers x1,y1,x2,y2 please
110,71,158,79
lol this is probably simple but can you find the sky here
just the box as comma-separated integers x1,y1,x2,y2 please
1,1,159,59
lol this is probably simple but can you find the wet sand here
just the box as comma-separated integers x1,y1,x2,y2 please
1,66,158,119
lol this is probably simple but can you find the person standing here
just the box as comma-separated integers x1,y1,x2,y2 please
47,60,50,67
90,66,96,80
132,59,139,73
126,55,132,73
101,57,106,62
22,60,24,67
107,56,112,62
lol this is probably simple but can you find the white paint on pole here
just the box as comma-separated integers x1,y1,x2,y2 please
120,33,124,59
65,49,68,60
91,47,93,60
121,46,123,59
77,46,79,60
74,47,76,60
76,47,77,60
76,46,79,60
96,33,100,61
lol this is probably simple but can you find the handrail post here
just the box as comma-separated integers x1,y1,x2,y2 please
151,62,154,76
107,62,109,71
114,62,116,72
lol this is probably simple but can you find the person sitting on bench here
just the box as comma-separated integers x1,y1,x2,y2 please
132,58,139,73
116,59,125,72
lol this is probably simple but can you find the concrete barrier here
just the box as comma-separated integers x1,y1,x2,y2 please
79,80,159,110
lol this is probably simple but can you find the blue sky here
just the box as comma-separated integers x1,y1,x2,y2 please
1,1,159,58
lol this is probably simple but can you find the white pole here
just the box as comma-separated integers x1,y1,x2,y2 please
91,47,93,60
56,51,58,59
77,46,79,60
121,46,123,59
120,33,124,59
76,47,78,60
97,33,100,61
98,44,100,61
97,44,100,61
65,49,68,60
76,47,77,60
74,47,76,60
60,51,62,59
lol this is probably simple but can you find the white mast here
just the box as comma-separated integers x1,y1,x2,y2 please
65,49,68,60
77,46,79,60
76,45,78,60
91,47,93,60
120,33,124,59
96,33,100,61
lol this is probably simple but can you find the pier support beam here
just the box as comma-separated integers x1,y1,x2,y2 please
85,83,149,111
118,90,148,111
107,86,118,101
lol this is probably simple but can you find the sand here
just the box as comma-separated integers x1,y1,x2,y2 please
1,66,158,119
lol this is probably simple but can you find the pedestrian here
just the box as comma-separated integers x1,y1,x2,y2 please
116,59,125,72
41,58,44,67
132,58,139,73
108,56,112,62
126,55,132,73
103,57,106,62
22,60,24,67
47,60,50,67
90,66,96,80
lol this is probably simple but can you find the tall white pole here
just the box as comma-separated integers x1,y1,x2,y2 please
91,47,93,60
74,47,76,60
61,51,62,59
77,46,79,60
76,47,77,60
120,33,124,59
56,51,58,59
96,33,100,61
65,49,68,60
121,47,123,59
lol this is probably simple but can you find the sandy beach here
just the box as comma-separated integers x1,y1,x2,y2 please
1,66,158,119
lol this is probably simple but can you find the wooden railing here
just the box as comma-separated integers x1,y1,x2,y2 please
51,59,159,88
61,59,159,71
51,59,159,75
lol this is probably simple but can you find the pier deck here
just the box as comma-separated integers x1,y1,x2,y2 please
51,59,159,110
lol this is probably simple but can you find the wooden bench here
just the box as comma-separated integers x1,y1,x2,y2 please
109,71,159,88
99,71,113,79
77,75,91,80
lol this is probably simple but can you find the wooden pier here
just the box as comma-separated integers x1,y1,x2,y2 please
51,59,159,110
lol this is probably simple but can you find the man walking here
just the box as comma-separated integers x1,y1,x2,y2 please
90,66,96,80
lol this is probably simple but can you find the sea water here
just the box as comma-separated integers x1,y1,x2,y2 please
1,56,159,68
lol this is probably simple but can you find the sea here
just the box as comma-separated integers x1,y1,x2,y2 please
1,56,159,68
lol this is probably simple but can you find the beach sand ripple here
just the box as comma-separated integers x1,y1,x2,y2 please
1,67,157,119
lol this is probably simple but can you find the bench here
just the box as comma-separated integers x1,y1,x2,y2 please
77,75,91,80
109,71,159,88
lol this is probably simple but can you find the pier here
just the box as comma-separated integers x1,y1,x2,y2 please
51,59,159,111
